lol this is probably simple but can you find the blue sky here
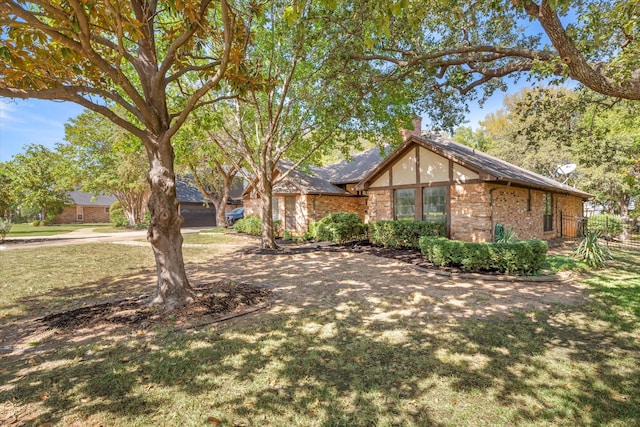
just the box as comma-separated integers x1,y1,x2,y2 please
0,99,84,162
0,91,511,163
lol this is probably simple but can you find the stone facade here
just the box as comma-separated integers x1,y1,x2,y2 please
366,189,392,222
450,183,492,242
54,205,110,224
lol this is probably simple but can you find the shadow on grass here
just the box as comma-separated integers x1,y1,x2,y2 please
1,305,639,425
0,249,638,425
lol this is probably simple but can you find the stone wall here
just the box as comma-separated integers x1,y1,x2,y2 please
306,194,367,224
490,185,543,240
450,183,492,242
366,189,392,222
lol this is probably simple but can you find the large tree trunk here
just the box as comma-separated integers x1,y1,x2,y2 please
145,142,196,309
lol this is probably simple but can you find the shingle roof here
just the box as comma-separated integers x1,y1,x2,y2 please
357,133,592,199
176,176,213,203
274,161,350,196
68,190,117,206
312,146,392,185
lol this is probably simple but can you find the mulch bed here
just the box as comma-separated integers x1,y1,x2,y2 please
245,240,469,274
37,282,272,332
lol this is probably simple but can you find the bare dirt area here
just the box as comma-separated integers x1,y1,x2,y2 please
1,240,586,353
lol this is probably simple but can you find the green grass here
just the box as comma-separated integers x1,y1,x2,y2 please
182,233,240,245
0,245,638,426
6,223,114,237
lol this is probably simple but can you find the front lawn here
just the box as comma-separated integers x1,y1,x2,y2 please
6,223,114,237
0,241,638,426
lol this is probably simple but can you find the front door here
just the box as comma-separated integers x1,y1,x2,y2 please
285,196,297,231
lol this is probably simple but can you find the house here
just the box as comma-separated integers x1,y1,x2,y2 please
177,175,245,227
243,125,591,242
54,190,117,224
55,177,245,227
242,161,368,232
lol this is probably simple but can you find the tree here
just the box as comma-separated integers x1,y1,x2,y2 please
0,0,244,308
61,110,150,227
481,87,581,181
4,144,71,221
0,164,15,219
452,127,493,152
173,119,243,228
350,0,640,119
205,0,414,248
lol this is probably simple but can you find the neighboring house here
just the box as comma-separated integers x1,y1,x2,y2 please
54,190,117,224
177,175,245,227
243,125,591,241
56,177,245,227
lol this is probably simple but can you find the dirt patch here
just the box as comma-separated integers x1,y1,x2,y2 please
1,240,585,352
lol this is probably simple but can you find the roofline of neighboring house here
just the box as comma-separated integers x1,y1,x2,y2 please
355,134,593,200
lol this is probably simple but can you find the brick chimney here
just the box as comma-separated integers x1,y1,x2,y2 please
400,116,422,140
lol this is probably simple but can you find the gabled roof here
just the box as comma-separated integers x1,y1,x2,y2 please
312,146,392,185
274,160,350,196
357,133,592,200
68,190,117,207
176,176,213,203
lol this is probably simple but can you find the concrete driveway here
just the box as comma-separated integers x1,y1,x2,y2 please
0,227,203,251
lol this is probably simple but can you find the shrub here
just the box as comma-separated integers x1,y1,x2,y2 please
419,237,548,275
109,201,129,227
233,215,262,236
315,212,365,244
494,223,517,243
368,220,446,248
587,214,623,238
0,218,12,241
282,230,292,241
574,230,611,269
233,215,282,237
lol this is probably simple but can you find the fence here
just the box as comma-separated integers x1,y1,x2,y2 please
561,213,640,251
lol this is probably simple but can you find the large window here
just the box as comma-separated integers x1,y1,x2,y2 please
423,187,446,223
543,192,553,232
394,189,415,220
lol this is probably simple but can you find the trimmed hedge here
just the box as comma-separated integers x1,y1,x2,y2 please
315,212,366,244
368,220,446,248
419,237,548,275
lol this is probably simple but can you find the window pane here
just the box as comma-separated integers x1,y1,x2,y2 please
423,187,446,223
394,189,415,220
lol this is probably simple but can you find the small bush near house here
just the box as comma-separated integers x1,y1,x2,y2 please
233,215,262,236
234,215,282,237
109,201,128,227
315,212,366,244
0,218,12,241
368,220,446,248
587,214,623,238
574,230,611,269
419,237,548,275
494,223,517,243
